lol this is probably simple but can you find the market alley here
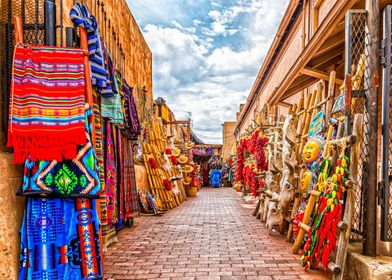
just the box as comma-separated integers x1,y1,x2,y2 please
104,188,327,280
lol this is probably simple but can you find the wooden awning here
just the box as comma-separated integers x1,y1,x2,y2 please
269,0,358,105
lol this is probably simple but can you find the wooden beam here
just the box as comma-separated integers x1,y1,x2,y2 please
308,45,344,68
280,76,317,101
277,101,293,108
315,30,345,57
301,67,344,84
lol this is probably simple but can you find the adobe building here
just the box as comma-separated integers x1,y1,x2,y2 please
234,0,392,278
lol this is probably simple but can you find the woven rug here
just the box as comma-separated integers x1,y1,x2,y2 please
8,45,87,163
18,107,100,198
19,197,102,280
102,119,118,247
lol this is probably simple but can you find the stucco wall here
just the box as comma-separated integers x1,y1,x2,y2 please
222,122,236,161
61,0,153,115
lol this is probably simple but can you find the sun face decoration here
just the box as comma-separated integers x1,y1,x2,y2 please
299,170,313,194
303,139,322,163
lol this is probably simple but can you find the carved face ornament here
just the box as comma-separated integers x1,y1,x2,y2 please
299,171,313,194
303,139,321,163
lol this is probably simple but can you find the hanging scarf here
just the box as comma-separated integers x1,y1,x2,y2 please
8,45,87,163
70,2,107,88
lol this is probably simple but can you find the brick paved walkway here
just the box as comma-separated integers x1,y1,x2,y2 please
105,188,328,280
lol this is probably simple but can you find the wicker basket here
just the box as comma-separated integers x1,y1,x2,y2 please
188,187,198,197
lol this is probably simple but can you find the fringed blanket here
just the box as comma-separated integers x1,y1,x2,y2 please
19,197,102,280
8,45,86,163
18,106,100,198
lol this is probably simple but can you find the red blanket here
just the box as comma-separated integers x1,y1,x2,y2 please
8,45,87,163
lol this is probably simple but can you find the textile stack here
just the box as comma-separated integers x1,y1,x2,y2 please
8,3,143,279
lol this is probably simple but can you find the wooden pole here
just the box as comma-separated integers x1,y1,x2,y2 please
363,0,379,257
80,27,103,277
14,16,24,44
292,190,321,253
332,114,364,279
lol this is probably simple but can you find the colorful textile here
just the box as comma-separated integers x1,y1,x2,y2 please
122,80,141,139
210,169,222,187
331,93,346,114
19,197,102,280
104,119,118,236
99,42,117,98
128,141,140,214
119,132,139,221
8,45,86,163
308,110,325,137
70,3,107,89
18,107,100,198
93,92,118,249
117,127,125,229
101,50,124,125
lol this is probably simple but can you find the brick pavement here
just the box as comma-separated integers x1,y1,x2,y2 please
105,187,329,280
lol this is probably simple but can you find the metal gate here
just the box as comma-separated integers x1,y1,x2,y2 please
381,5,392,242
0,0,46,141
344,9,369,242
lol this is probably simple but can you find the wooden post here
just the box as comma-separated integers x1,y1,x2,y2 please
363,0,379,257
332,114,364,280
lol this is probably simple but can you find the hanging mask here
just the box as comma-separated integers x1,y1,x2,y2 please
303,139,322,163
299,170,313,194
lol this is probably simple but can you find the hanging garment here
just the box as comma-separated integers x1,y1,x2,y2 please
122,80,141,139
116,127,125,229
8,45,87,163
210,169,222,188
18,106,100,198
70,2,107,89
127,140,140,215
19,197,102,280
100,49,124,125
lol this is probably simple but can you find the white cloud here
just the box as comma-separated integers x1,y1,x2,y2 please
130,0,289,143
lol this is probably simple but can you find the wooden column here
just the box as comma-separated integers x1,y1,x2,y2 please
363,0,379,257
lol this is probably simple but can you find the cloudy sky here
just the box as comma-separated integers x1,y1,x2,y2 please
127,0,288,144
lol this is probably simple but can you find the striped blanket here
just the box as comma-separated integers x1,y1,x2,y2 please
7,45,87,163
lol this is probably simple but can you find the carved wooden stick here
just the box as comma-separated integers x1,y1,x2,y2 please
292,190,321,253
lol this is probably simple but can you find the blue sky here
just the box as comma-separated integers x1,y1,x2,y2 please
127,0,288,143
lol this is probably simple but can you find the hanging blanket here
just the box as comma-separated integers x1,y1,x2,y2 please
19,197,102,280
8,45,86,163
102,119,118,247
17,106,100,198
